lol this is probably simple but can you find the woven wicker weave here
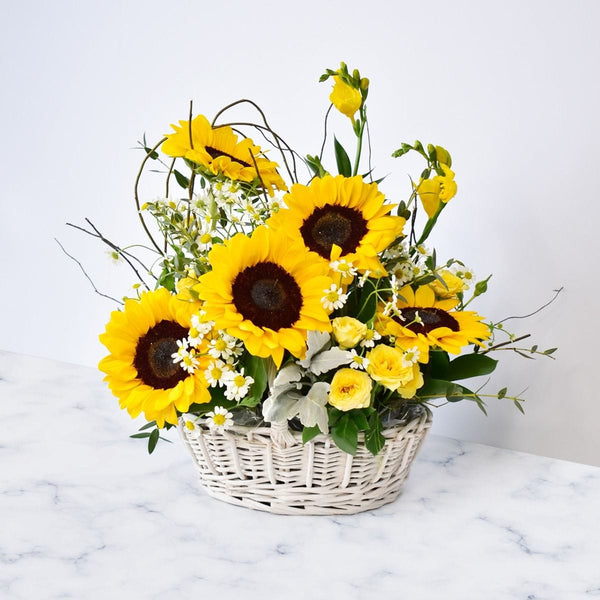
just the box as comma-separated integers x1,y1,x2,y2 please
179,406,432,515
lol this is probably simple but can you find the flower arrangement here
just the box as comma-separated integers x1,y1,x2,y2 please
92,63,557,457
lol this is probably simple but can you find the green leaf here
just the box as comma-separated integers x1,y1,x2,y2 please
148,428,160,454
138,421,157,431
331,414,358,455
130,432,152,439
302,425,321,444
327,406,343,427
530,345,538,353
448,353,498,380
239,355,268,408
334,137,352,177
497,387,507,399
418,378,455,399
544,348,558,355
513,400,525,414
428,351,450,380
446,383,465,402
355,277,377,322
365,413,385,455
349,410,369,431
173,169,190,189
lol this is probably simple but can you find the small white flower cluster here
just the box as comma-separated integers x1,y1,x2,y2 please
182,406,234,434
321,284,348,311
450,263,475,289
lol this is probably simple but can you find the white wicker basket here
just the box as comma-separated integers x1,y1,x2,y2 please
178,406,432,515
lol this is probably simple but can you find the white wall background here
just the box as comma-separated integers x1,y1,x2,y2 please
1,0,598,465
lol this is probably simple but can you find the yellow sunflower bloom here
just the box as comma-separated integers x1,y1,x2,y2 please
267,175,405,276
161,114,287,196
99,288,211,428
196,226,333,367
375,284,490,363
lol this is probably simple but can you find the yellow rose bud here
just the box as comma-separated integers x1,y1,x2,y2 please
429,270,465,298
367,345,424,398
332,316,367,349
328,368,373,411
329,76,363,119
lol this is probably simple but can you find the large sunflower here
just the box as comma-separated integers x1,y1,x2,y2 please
99,288,211,427
376,284,490,363
196,226,332,366
161,114,287,195
267,174,405,275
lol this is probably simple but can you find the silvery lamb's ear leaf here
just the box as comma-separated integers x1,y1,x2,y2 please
309,348,353,375
262,392,301,423
272,364,304,390
297,382,330,434
298,331,331,368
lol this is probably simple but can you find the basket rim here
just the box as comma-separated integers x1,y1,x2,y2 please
179,404,432,446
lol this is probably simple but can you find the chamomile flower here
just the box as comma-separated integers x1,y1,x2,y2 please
208,333,241,361
182,413,202,435
452,264,475,288
204,359,232,388
321,284,348,311
224,369,254,401
330,258,358,278
172,340,200,374
357,270,371,288
360,328,382,348
205,406,234,431
188,313,214,347
196,231,214,252
349,349,370,370
401,346,421,368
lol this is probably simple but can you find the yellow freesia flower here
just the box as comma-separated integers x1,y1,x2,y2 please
328,368,372,411
416,164,457,218
330,76,363,119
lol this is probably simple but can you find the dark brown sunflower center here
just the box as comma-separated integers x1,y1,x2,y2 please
232,261,303,329
396,307,459,335
133,320,189,389
300,205,368,259
205,146,252,168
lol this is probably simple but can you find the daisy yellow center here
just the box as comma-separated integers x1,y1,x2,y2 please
325,289,340,302
200,233,212,244
397,307,459,334
232,261,303,329
233,374,246,387
134,320,189,389
300,205,368,258
206,146,251,168
213,413,227,426
210,366,223,379
214,339,227,351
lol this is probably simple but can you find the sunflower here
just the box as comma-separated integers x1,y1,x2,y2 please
267,174,405,276
161,114,287,195
196,225,333,366
99,288,211,428
376,284,490,363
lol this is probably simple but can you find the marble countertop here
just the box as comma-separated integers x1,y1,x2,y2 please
1,349,599,599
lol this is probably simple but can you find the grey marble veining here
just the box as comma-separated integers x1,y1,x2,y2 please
1,350,599,599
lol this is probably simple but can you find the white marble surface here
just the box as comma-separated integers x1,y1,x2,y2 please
1,349,599,600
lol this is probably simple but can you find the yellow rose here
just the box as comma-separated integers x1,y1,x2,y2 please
429,270,465,298
329,76,362,119
367,345,424,398
332,316,367,349
328,368,372,411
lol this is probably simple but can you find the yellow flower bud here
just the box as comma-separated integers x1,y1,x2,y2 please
328,368,372,411
332,316,367,349
329,76,362,119
367,345,424,398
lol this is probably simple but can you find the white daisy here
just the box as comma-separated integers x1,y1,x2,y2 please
330,258,358,278
182,413,202,436
172,340,199,374
321,284,348,311
224,369,254,401
205,406,234,431
401,346,421,367
204,359,232,388
360,328,381,348
349,349,369,370
208,334,241,361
